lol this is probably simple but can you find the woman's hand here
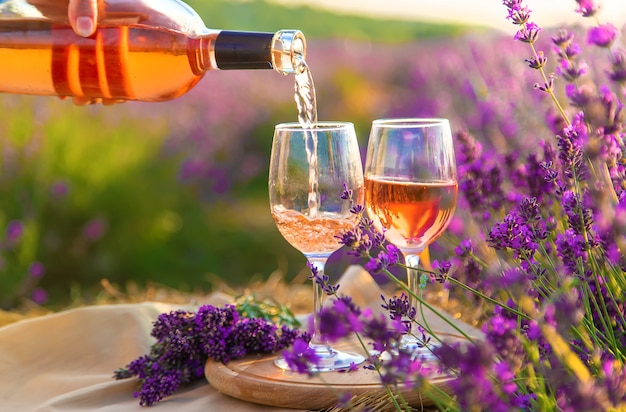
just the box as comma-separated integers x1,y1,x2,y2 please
68,0,97,37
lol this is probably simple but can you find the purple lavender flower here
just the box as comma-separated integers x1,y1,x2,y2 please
335,227,361,251
515,22,542,44
587,24,619,48
566,84,594,108
83,217,107,241
337,214,386,260
561,190,594,237
232,318,284,353
518,197,548,238
503,0,531,25
30,288,48,304
456,140,506,224
340,181,353,201
552,29,575,47
562,42,582,60
431,259,452,284
518,155,558,203
556,58,588,82
487,210,540,261
339,181,364,216
453,239,482,290
307,261,339,296
363,244,401,274
603,360,626,406
609,49,626,84
455,130,483,165
534,72,556,93
526,51,547,69
556,113,588,182
195,304,239,362
349,203,365,215
49,180,69,198
381,293,416,333
482,313,525,371
132,363,182,406
502,0,523,10
379,347,430,389
596,86,624,137
551,288,584,337
541,160,560,185
5,220,23,244
317,297,363,341
553,370,611,411
360,311,405,354
281,338,320,376
28,262,45,278
574,0,599,17
485,267,533,298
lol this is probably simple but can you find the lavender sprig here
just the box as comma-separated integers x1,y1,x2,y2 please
504,0,570,123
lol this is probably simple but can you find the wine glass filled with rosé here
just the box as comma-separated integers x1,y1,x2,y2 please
269,121,365,372
364,118,458,356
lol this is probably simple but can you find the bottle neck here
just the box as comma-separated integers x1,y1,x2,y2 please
214,31,275,70
192,29,306,75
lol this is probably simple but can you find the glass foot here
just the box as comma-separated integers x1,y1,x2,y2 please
398,334,439,361
275,345,365,372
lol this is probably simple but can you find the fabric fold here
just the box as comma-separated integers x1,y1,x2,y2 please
0,301,290,411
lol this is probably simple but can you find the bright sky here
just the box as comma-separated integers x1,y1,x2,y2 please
269,0,626,33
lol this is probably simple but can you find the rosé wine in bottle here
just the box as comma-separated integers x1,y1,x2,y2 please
0,0,305,102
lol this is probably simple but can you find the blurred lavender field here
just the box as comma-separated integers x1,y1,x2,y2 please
0,25,612,308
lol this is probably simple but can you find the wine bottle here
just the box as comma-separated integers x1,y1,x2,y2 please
0,0,306,102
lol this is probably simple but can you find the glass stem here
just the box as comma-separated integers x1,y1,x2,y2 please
405,253,421,337
274,256,365,371
308,257,330,349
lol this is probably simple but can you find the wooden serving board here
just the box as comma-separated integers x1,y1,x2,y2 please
206,329,478,410
205,267,484,410
205,343,452,410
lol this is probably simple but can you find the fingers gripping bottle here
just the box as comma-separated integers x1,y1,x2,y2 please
0,0,306,102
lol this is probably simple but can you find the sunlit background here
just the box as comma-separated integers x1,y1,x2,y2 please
270,0,626,31
1,0,624,308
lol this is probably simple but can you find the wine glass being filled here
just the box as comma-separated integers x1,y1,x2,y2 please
269,121,365,372
364,118,458,356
